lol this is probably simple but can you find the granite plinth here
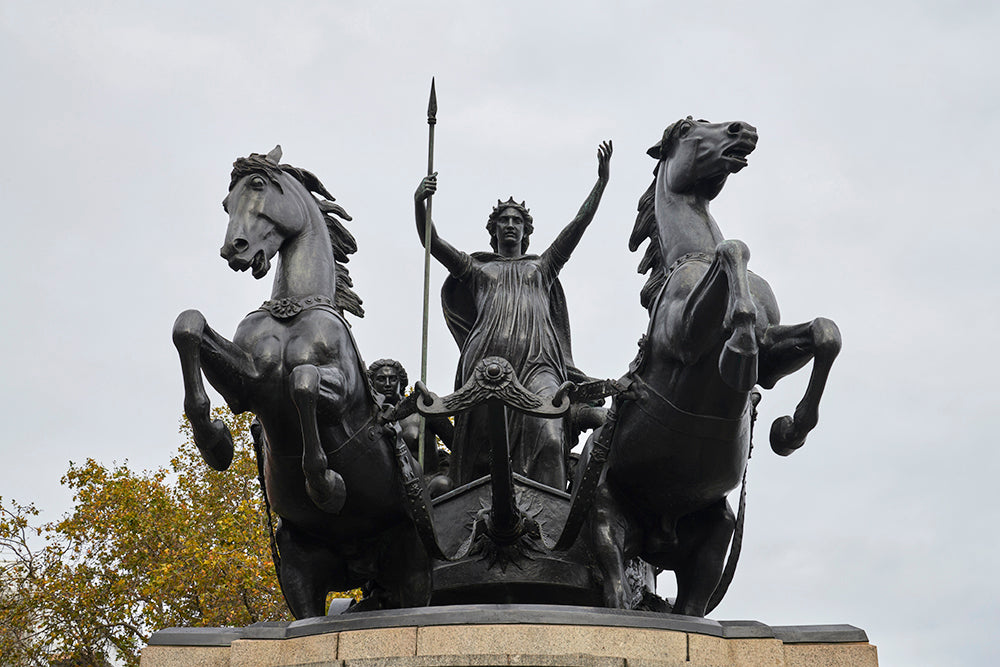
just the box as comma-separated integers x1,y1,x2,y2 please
141,605,877,667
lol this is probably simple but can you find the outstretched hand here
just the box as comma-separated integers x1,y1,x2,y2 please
597,140,612,182
415,172,438,203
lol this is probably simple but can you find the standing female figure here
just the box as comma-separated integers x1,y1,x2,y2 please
414,141,612,490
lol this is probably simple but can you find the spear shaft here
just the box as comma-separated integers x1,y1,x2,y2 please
418,78,437,470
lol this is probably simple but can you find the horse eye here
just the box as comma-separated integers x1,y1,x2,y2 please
677,123,690,137
249,176,266,190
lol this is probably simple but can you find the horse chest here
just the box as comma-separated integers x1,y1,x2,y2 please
245,336,284,377
283,329,339,368
237,325,339,379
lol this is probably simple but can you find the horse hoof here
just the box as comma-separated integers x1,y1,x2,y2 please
770,416,805,456
719,338,758,391
197,419,234,471
306,469,347,513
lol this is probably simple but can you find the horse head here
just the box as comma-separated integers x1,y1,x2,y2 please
647,117,758,199
220,146,295,279
220,145,353,282
630,118,759,309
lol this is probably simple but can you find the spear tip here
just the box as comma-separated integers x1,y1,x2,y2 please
427,77,438,123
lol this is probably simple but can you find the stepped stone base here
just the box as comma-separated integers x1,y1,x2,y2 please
141,604,877,667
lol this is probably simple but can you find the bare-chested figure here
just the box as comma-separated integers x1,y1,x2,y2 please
368,358,453,497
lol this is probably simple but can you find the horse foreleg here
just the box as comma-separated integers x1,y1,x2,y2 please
172,309,242,470
715,240,759,391
676,240,758,390
289,364,347,513
759,318,842,456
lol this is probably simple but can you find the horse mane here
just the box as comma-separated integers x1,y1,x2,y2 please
630,118,690,312
281,164,364,318
630,163,665,312
230,154,365,318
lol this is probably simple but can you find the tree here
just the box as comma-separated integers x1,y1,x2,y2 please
0,408,356,667
0,498,49,666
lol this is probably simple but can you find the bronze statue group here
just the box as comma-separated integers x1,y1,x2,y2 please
174,119,840,618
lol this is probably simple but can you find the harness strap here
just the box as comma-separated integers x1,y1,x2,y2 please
630,375,751,442
323,414,378,457
384,418,453,561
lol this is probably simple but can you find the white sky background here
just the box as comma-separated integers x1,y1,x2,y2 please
1,1,998,664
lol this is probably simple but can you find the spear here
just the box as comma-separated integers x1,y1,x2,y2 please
418,78,437,470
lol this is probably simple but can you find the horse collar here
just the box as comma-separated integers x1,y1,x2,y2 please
664,251,715,284
258,294,336,320
645,251,717,320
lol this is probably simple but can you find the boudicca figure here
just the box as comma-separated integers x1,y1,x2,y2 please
414,141,612,490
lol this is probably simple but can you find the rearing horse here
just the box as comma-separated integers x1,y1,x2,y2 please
172,147,431,618
581,118,841,617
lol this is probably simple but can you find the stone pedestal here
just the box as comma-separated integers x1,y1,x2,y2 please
141,605,877,667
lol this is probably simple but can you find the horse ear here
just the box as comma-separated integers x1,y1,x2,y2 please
266,145,282,164
649,119,685,159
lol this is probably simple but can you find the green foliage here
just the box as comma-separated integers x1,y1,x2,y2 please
0,408,315,667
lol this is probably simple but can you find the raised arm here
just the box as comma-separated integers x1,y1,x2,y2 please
543,141,612,274
415,172,469,277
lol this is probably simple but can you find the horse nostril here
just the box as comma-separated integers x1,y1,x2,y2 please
233,238,249,253
728,122,743,134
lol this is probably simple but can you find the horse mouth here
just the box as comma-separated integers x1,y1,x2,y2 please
226,249,271,278
250,250,270,279
723,143,755,169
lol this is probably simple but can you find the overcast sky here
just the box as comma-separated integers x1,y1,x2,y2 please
2,2,998,664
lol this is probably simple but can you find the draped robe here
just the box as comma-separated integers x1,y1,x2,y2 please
442,251,588,489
